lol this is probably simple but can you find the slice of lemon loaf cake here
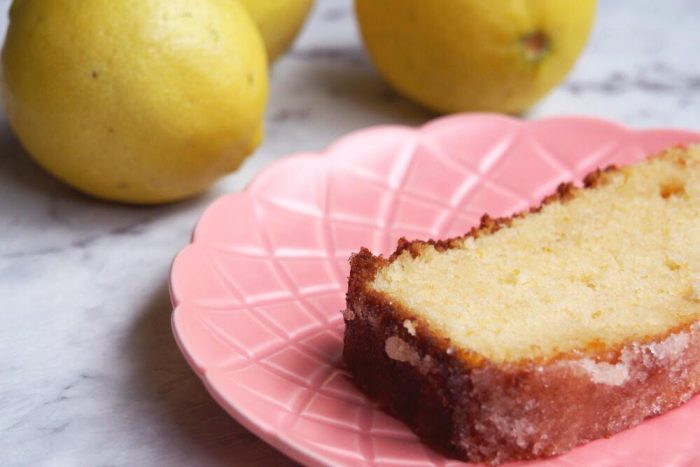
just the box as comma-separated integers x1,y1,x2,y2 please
343,145,700,464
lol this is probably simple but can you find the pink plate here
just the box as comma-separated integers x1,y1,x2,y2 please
170,114,700,466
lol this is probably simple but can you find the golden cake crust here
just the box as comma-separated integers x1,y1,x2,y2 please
342,151,700,463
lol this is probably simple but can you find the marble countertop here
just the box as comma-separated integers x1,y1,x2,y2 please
1,0,699,465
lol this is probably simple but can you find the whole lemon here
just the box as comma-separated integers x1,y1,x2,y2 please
238,0,314,62
1,0,268,204
355,0,596,114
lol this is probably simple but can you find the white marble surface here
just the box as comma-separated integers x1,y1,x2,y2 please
1,1,699,466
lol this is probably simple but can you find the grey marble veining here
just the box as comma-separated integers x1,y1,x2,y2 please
1,1,698,466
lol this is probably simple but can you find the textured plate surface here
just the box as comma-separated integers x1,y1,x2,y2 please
170,114,700,466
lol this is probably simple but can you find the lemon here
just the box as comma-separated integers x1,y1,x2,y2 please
238,0,314,62
355,0,596,114
1,0,268,204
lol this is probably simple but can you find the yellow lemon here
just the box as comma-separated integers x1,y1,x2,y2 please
355,0,596,114
1,0,268,204
238,0,314,61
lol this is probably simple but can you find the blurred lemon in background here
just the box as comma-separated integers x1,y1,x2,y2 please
238,0,315,62
1,0,268,204
355,0,596,114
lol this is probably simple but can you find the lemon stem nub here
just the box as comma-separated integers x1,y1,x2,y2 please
521,31,550,61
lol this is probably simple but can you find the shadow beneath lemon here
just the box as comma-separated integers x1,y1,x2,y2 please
0,122,215,261
125,282,298,466
0,122,71,198
0,122,141,219
270,45,436,135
